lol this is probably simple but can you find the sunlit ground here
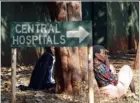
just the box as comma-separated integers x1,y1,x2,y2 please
1,54,139,103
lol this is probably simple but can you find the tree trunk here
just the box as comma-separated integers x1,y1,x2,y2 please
133,43,139,70
54,3,100,103
55,1,88,94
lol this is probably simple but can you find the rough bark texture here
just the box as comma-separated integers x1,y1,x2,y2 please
133,43,139,70
53,2,100,97
55,1,88,94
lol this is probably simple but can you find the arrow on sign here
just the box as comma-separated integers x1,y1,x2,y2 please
66,26,89,43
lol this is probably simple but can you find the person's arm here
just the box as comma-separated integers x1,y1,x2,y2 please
105,55,117,74
105,56,110,68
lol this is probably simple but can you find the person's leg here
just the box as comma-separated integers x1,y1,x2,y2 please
118,65,133,93
118,65,139,99
129,79,136,93
128,79,139,99
100,84,121,98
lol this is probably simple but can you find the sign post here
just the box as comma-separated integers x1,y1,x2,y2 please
88,45,94,103
11,48,16,103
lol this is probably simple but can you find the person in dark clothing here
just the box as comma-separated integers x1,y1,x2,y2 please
18,47,56,92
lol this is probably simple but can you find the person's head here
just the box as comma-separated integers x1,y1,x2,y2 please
93,45,108,62
45,47,55,55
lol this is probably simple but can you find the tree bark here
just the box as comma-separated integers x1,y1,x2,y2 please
55,1,87,94
133,43,139,70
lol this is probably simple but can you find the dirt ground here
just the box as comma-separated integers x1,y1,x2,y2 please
1,54,140,103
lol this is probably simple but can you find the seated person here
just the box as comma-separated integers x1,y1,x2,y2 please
18,47,55,91
93,45,138,99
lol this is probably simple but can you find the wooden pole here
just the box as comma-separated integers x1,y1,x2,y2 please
88,45,94,103
11,48,17,103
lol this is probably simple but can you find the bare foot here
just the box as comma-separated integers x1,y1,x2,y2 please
127,93,139,100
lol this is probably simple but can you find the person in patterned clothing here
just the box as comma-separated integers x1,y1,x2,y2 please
93,45,138,99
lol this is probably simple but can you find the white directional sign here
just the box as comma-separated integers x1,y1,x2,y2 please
66,26,89,43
